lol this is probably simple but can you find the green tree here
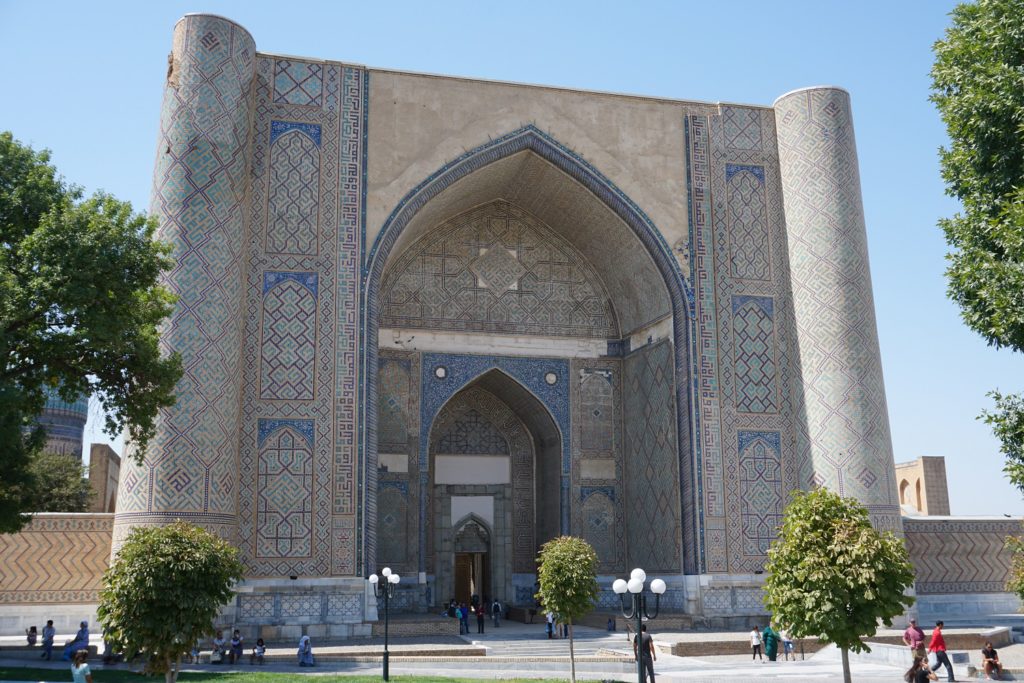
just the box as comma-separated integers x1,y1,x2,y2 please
28,451,93,512
1007,532,1024,601
931,0,1024,491
535,536,599,683
763,488,915,683
98,522,244,683
0,131,182,532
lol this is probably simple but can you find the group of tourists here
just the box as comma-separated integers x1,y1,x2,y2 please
749,623,795,661
24,619,57,660
903,618,1003,681
24,619,88,662
445,597,503,634
204,629,268,665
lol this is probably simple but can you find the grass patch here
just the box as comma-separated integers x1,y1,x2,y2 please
0,669,563,683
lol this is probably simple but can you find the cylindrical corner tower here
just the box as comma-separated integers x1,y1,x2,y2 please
38,387,89,458
774,87,901,531
113,14,256,546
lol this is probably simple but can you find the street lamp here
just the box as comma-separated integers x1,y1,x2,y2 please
369,567,400,681
613,567,666,683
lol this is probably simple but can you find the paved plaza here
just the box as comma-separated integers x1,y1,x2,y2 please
3,620,1020,682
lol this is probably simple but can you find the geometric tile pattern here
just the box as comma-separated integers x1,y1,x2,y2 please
469,246,526,291
381,200,617,339
732,295,778,413
723,107,762,150
904,518,1021,594
623,341,681,572
259,275,318,401
273,60,322,106
580,490,617,571
236,53,365,576
774,88,900,523
434,409,510,454
375,351,420,576
114,15,256,544
266,128,320,256
726,165,771,281
708,105,801,574
737,431,782,556
0,514,112,604
376,487,408,570
257,421,314,558
684,114,724,573
571,358,624,573
578,368,615,453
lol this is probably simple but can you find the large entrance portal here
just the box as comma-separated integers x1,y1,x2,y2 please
369,137,689,612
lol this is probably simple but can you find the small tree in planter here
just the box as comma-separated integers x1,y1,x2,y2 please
763,488,915,683
535,536,599,683
98,521,244,683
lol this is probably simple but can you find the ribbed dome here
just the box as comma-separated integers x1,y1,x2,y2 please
42,385,89,421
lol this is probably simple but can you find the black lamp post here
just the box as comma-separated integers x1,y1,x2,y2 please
613,568,666,683
369,567,400,681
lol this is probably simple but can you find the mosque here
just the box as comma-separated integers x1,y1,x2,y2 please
0,13,1018,637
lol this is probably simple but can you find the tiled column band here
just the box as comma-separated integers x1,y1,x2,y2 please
774,87,901,531
113,14,257,547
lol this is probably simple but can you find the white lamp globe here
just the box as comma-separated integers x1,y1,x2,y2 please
650,578,667,595
612,579,628,594
369,574,379,584
389,573,400,584
382,567,392,577
627,578,643,594
630,568,646,583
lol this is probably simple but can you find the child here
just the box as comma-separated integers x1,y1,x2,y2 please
71,649,93,683
251,638,266,665
229,630,244,664
26,626,38,646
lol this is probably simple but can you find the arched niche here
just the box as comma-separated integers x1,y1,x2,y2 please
362,125,695,578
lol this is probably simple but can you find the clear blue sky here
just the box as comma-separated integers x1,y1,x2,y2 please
1,1,1019,516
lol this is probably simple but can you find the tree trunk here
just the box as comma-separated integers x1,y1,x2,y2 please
841,646,851,683
165,653,180,683
568,620,576,683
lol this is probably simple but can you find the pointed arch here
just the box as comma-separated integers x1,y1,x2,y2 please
360,125,695,576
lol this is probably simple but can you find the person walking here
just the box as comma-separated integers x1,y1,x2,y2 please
546,611,555,639
749,625,763,661
904,617,927,661
476,604,485,634
41,620,55,660
928,620,956,682
779,627,794,661
763,623,780,662
492,598,501,628
632,623,656,683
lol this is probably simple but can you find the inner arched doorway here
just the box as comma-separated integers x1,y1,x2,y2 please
426,373,560,607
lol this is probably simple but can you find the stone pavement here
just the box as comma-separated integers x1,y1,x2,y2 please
4,621,1024,681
